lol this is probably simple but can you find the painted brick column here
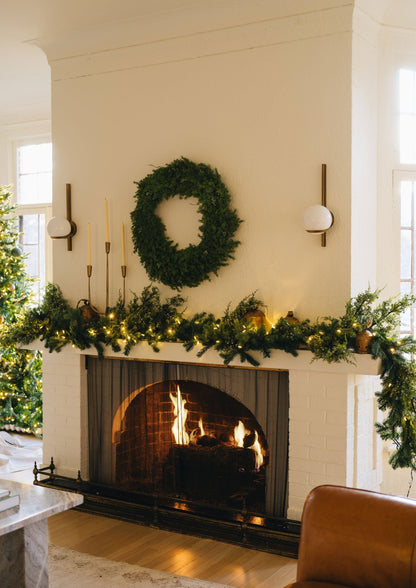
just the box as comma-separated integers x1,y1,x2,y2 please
287,370,381,520
41,349,88,478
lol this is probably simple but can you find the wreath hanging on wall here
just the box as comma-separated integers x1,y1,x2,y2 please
131,158,242,290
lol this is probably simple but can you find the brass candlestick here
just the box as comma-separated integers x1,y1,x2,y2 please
87,265,92,303
121,265,127,305
105,242,110,309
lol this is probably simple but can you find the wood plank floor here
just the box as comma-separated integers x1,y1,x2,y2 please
3,467,297,587
48,509,297,588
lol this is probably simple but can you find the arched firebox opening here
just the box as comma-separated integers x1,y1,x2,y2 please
113,380,269,511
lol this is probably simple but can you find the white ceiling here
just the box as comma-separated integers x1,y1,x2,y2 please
0,0,198,127
0,0,415,128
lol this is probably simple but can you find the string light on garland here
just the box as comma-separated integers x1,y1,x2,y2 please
4,284,416,479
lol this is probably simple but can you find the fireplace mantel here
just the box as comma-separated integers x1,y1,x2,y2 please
26,339,381,375
33,341,382,521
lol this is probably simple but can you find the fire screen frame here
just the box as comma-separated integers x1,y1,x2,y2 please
87,358,289,518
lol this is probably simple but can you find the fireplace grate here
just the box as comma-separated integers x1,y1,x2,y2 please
34,458,300,558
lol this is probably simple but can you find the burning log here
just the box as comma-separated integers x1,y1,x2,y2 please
219,431,235,446
243,431,256,449
189,427,202,445
165,443,262,503
197,435,218,447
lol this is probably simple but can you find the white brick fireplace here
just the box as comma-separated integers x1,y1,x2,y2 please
38,343,381,521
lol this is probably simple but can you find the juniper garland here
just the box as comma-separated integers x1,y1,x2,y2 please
185,293,266,366
117,286,184,354
5,283,416,476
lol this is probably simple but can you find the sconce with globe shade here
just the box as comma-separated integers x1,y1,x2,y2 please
303,204,334,234
46,184,77,250
303,164,334,247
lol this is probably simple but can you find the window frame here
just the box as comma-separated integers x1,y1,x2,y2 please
11,137,53,296
395,65,416,337
395,169,416,335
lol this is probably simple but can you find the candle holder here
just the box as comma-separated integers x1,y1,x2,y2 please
121,265,127,305
105,241,111,309
87,265,92,303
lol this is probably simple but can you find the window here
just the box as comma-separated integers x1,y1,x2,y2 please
399,175,416,335
399,69,416,165
15,141,52,302
17,143,52,205
399,69,416,336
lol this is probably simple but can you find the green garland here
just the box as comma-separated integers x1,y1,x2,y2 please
4,285,416,478
131,158,242,289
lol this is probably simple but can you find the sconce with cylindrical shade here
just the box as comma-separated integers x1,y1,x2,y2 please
303,164,334,247
46,183,77,251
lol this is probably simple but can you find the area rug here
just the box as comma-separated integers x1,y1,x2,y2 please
0,431,42,474
49,544,233,588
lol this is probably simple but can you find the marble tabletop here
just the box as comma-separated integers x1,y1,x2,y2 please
0,480,83,537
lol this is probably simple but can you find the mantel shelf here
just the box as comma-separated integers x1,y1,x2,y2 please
22,340,381,376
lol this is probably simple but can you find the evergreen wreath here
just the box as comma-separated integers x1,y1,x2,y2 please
131,158,242,290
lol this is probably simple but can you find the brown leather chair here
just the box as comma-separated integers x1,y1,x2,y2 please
286,484,416,588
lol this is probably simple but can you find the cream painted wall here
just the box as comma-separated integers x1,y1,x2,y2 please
46,2,353,320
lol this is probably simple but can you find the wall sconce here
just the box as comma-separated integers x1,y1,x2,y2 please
303,163,334,247
46,184,77,251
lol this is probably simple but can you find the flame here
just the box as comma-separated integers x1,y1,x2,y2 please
198,418,205,437
251,430,264,470
170,385,189,445
234,420,247,447
234,420,264,470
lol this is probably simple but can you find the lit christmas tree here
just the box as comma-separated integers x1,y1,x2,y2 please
0,186,42,435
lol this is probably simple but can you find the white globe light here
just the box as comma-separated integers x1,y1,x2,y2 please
47,216,72,238
303,205,333,234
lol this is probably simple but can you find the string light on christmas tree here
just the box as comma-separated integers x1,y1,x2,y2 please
0,186,42,435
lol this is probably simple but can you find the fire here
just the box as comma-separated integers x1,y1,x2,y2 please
198,418,205,437
169,385,189,445
168,390,264,470
234,420,264,470
250,430,264,470
234,420,247,446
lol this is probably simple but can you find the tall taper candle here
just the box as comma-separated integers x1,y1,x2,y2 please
88,223,91,266
105,199,110,242
121,223,126,266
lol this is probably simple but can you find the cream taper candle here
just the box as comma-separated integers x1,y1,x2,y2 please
121,223,126,266
105,199,110,242
88,223,91,265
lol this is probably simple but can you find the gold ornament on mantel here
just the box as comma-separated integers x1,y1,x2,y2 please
77,299,99,323
245,309,272,331
355,319,373,354
285,310,300,324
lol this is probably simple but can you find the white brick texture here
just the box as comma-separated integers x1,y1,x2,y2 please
40,349,382,520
